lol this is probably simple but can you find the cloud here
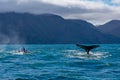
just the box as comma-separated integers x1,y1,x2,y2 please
0,0,120,25
111,0,120,4
41,0,107,10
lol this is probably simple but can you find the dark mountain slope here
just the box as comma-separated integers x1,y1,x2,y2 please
98,20,120,37
0,12,120,44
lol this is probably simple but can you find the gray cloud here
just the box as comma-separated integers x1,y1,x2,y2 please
0,0,120,25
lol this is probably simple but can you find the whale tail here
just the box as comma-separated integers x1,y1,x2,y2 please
76,44,99,54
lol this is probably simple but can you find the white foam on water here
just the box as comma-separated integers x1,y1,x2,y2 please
8,50,31,55
62,50,79,53
0,49,5,53
66,51,111,60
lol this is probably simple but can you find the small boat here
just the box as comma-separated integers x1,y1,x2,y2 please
17,47,30,54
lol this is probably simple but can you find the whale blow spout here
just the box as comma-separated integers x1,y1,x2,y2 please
76,44,100,54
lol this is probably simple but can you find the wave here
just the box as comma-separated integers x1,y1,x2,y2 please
8,50,31,55
65,50,111,60
0,49,6,53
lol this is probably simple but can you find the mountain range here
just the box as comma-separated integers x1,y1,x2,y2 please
98,20,120,38
0,12,120,44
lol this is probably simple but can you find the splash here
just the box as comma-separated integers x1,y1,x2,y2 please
8,50,31,55
66,50,111,60
8,50,23,55
0,49,5,53
62,50,80,53
0,45,8,53
0,30,25,44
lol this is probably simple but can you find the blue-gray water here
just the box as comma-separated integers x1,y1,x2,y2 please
0,44,120,80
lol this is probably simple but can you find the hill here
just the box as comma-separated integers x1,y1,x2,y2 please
0,12,120,44
98,20,120,38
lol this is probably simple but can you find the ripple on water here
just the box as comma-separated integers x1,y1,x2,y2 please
66,51,111,60
0,44,119,80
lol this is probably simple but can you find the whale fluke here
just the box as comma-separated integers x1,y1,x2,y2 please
76,44,99,54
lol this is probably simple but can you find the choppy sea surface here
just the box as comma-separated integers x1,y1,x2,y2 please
0,44,120,80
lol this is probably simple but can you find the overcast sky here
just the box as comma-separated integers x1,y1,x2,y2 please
0,0,120,25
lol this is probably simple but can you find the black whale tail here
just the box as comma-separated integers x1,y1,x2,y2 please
76,44,99,54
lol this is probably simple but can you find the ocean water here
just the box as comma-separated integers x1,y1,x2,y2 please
0,44,120,80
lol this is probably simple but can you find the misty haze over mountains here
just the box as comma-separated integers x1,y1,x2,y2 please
0,12,120,44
